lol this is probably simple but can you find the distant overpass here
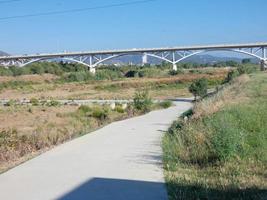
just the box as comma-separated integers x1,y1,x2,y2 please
0,42,266,73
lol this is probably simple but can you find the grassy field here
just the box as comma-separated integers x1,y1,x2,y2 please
0,94,172,173
0,68,228,100
0,64,229,173
163,73,267,199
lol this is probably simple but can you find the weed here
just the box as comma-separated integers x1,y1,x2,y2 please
133,90,153,113
30,98,39,106
115,105,125,113
159,100,173,108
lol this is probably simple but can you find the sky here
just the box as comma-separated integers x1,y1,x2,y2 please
0,0,267,55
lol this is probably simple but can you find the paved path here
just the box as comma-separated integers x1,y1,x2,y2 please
0,101,192,200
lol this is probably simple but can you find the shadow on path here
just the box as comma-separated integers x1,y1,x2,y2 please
168,98,193,103
58,178,167,200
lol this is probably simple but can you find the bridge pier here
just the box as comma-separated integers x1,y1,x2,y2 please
90,67,96,74
261,60,267,71
142,53,148,66
172,63,177,71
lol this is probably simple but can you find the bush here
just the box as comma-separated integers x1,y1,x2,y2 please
91,106,109,120
95,69,123,80
30,98,39,106
0,67,13,76
133,90,153,112
138,68,162,78
168,120,183,135
224,70,240,83
63,71,94,82
189,78,208,100
237,65,257,75
169,69,184,76
78,105,92,114
9,66,24,76
115,105,125,113
5,100,16,107
46,100,60,107
125,70,139,78
159,100,173,108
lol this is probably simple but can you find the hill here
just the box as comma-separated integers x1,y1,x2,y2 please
0,51,9,56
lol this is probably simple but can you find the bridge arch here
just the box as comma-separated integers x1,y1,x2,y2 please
20,57,91,68
91,53,174,67
17,48,266,72
174,48,265,64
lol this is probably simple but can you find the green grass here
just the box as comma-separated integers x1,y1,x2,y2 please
0,80,34,92
163,73,267,200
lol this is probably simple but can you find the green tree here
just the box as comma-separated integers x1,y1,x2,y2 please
189,78,208,100
242,58,251,64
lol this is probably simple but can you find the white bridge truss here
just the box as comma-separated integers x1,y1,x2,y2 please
0,43,266,73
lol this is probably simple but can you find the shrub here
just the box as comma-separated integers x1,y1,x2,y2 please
237,65,257,75
0,67,13,76
30,98,39,106
91,106,109,120
9,66,24,76
115,105,125,113
242,58,251,64
138,68,162,78
133,90,153,112
78,105,92,114
95,69,123,80
125,70,138,78
29,64,45,75
46,100,60,107
168,120,183,135
224,69,240,83
169,69,184,76
159,100,173,109
181,109,194,118
189,78,208,100
5,100,16,106
63,71,94,82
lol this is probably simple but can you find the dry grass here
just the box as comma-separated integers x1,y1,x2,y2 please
0,74,58,84
0,104,132,173
0,71,227,100
193,74,250,119
0,68,229,173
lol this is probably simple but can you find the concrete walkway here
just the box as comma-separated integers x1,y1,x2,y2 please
0,101,192,200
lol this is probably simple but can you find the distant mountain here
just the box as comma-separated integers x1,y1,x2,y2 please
0,51,9,56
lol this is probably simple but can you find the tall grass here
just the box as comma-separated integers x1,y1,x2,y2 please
163,73,267,199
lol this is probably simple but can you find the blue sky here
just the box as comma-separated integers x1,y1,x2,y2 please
0,0,267,54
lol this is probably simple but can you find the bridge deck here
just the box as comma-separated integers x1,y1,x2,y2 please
1,42,267,60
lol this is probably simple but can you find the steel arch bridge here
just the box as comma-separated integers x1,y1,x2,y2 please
0,42,266,73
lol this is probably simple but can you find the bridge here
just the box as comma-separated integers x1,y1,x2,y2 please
0,42,266,73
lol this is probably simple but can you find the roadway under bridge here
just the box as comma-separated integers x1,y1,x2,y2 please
0,43,266,73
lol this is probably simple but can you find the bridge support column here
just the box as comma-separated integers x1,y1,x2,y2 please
172,51,177,71
172,63,177,71
89,55,96,74
261,60,267,71
90,66,96,74
142,53,148,66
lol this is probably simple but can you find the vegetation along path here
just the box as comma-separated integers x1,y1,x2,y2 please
0,100,192,200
